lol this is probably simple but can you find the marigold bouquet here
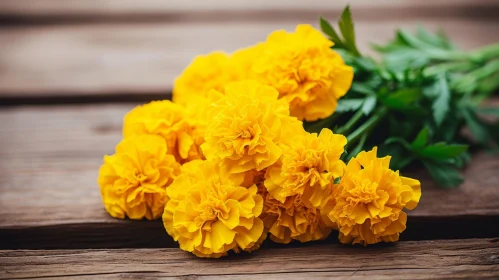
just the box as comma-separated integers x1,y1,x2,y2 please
98,6,498,258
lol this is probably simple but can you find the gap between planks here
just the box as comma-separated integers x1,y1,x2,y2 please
0,104,498,249
0,238,498,279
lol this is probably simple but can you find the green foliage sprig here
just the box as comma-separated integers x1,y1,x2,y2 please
309,6,499,187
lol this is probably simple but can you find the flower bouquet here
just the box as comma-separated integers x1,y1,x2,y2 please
98,6,498,258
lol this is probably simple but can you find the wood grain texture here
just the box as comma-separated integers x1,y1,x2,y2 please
0,104,498,249
0,20,498,100
1,0,497,18
1,239,498,279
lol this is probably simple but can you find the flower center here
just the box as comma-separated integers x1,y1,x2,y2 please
347,179,379,205
241,130,252,139
199,207,217,221
195,194,230,230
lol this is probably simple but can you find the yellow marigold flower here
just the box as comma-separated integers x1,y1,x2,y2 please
265,128,347,208
173,51,234,106
321,147,422,245
163,160,265,258
123,100,204,163
173,46,265,106
252,24,354,121
259,186,332,244
98,134,180,220
201,80,303,174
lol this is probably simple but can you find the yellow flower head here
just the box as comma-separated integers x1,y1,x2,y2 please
230,43,265,79
201,80,303,174
163,160,265,258
321,147,422,245
98,134,180,220
173,51,234,106
265,128,347,208
253,24,354,121
123,100,204,163
259,186,332,244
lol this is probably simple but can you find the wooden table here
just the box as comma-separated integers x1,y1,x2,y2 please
0,1,498,279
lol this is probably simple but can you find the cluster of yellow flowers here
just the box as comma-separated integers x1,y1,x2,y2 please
98,24,421,258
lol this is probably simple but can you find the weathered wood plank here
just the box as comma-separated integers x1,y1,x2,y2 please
0,19,498,100
0,239,498,279
0,104,498,248
1,0,497,18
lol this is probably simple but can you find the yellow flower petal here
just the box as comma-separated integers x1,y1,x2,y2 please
264,128,346,208
234,218,264,249
162,160,265,257
123,100,205,163
209,221,237,253
321,147,421,245
202,80,300,177
401,176,422,210
98,135,180,220
252,24,353,121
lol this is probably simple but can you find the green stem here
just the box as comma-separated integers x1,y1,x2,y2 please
304,114,339,134
468,43,499,62
424,61,472,76
425,50,468,61
423,43,499,63
336,109,364,135
469,59,499,80
451,59,499,95
345,108,387,149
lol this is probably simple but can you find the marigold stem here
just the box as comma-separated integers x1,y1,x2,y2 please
336,109,364,135
346,108,387,149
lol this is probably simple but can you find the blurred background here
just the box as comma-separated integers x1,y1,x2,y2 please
0,0,498,104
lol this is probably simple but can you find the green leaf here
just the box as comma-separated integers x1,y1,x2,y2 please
383,49,430,70
416,26,453,50
351,83,376,95
381,88,425,115
435,114,460,142
435,29,455,50
396,29,455,60
335,98,364,113
353,57,378,72
395,156,416,170
445,151,471,168
319,17,344,48
317,11,496,188
461,106,491,145
432,74,451,126
361,95,377,115
411,127,429,149
397,29,434,51
385,137,412,151
418,143,468,160
422,160,464,188
338,6,360,56
383,88,420,105
475,107,499,116
476,71,499,95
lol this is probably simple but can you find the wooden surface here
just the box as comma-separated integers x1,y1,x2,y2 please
0,104,498,249
1,239,498,279
1,0,498,17
0,1,498,279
